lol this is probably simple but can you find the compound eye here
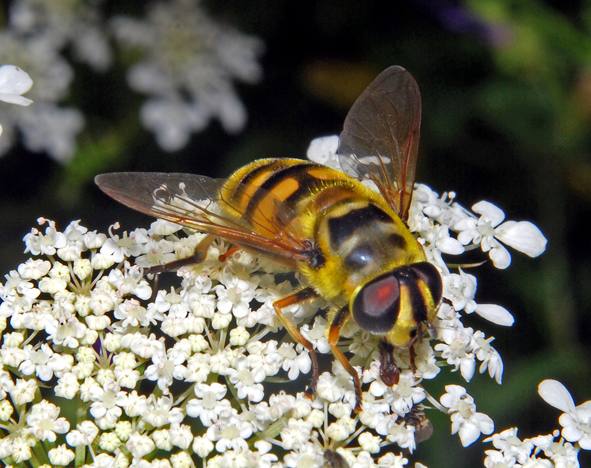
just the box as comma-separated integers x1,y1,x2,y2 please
410,262,443,307
351,273,400,334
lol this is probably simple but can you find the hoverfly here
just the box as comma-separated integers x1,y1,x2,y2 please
95,66,443,412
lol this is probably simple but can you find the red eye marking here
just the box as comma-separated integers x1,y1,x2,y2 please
364,276,399,316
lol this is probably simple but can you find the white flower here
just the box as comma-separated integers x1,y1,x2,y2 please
169,423,194,450
25,400,70,442
370,370,425,419
226,355,265,402
434,317,477,382
278,342,312,381
283,443,323,468
193,436,215,458
111,0,263,151
0,184,552,467
47,444,75,466
100,228,143,263
215,273,256,318
484,428,534,465
139,98,209,151
539,379,591,449
108,264,152,301
10,435,34,462
46,314,87,348
19,343,70,381
205,410,252,452
126,432,155,458
98,431,121,452
10,378,37,405
440,384,494,446
186,382,232,426
454,201,547,269
413,184,467,228
144,348,188,390
472,331,504,384
21,102,84,164
0,25,86,161
142,397,184,428
377,451,409,468
280,418,315,450
9,0,112,71
17,258,51,280
66,421,99,447
444,269,478,313
316,371,348,404
358,432,382,453
88,382,125,429
55,372,80,399
23,218,67,256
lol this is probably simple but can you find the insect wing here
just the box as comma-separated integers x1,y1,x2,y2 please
95,172,312,264
403,405,433,443
324,450,350,468
338,65,421,221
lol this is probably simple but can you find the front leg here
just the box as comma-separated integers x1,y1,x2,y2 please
273,287,320,398
327,305,362,412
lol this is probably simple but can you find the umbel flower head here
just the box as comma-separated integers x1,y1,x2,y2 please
0,138,552,467
111,0,264,152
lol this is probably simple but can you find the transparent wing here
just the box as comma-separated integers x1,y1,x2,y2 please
95,172,314,265
338,65,421,221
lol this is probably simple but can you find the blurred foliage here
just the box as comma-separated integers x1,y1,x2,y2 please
1,0,591,466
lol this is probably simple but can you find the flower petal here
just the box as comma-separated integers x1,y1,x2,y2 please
475,304,514,326
436,237,465,255
458,421,481,446
489,244,511,269
0,92,33,106
495,221,547,257
306,135,339,167
473,201,505,226
0,65,33,95
538,380,576,414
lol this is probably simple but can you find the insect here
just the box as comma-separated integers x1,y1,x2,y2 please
95,65,443,412
400,404,434,444
323,449,350,468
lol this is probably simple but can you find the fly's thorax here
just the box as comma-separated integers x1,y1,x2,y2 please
308,187,426,299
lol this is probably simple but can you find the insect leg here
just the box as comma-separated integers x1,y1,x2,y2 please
218,246,240,262
273,287,320,398
147,234,217,274
378,340,400,387
408,320,435,376
409,340,418,375
327,305,362,412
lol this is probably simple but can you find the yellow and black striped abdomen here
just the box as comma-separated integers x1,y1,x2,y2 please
222,158,353,239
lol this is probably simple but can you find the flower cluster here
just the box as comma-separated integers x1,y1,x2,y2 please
0,0,263,161
0,137,562,467
482,380,591,467
111,0,264,151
